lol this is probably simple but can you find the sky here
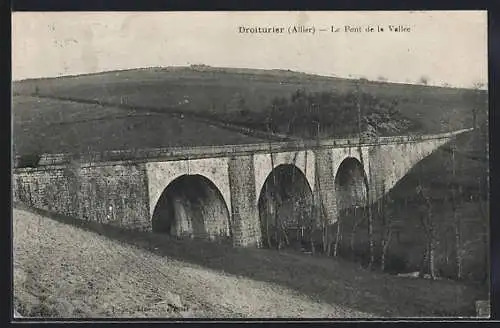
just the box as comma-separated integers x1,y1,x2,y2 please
12,11,488,88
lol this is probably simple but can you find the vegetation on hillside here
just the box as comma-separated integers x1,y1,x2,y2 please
253,82,488,289
276,124,488,287
221,88,424,138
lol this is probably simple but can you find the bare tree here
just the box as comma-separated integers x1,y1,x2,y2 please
471,81,486,130
322,210,331,256
472,81,485,90
302,149,317,254
349,207,367,260
367,196,375,270
449,143,463,279
379,185,394,272
333,206,343,257
356,80,375,269
417,184,437,279
301,149,318,255
419,76,430,86
471,104,489,282
264,124,275,249
319,180,331,256
477,169,489,282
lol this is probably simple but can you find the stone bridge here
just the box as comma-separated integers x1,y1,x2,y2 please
12,129,471,248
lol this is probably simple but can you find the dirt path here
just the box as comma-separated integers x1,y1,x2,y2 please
13,208,373,318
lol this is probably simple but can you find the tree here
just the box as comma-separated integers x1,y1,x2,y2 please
416,184,437,279
471,81,486,130
379,185,394,272
266,88,419,139
472,81,485,90
349,207,368,261
333,207,343,258
469,98,489,282
448,143,463,280
419,76,430,86
477,162,489,283
357,85,375,269
271,159,279,250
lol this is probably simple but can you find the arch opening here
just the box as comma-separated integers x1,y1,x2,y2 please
152,174,231,242
334,157,369,211
257,164,314,250
333,157,370,263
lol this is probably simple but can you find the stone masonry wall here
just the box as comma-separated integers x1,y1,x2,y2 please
12,134,459,247
368,138,451,202
13,162,151,231
314,149,338,226
13,166,79,218
227,155,262,247
78,164,151,230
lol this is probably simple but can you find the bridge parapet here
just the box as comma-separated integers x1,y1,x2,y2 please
13,128,472,169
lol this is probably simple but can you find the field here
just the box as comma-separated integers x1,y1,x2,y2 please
13,206,486,318
12,95,269,157
13,66,488,140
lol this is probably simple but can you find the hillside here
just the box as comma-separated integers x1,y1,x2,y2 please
335,123,488,285
14,206,484,318
12,95,270,157
13,66,488,140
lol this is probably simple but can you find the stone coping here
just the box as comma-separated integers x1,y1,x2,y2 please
13,129,472,171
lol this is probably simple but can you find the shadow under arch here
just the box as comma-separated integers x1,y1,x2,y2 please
333,157,370,263
257,164,314,249
334,157,369,211
152,174,231,242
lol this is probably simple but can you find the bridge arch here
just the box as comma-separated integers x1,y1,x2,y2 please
257,164,314,249
146,158,231,222
334,157,369,211
152,174,231,242
253,151,316,204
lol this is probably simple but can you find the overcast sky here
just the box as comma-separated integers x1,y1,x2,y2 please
12,11,487,88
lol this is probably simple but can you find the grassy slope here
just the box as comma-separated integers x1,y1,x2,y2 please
15,206,378,319
336,124,488,285
14,205,485,318
13,66,488,136
385,123,488,282
12,96,268,156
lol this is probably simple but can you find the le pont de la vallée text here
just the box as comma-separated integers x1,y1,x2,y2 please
238,25,412,34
